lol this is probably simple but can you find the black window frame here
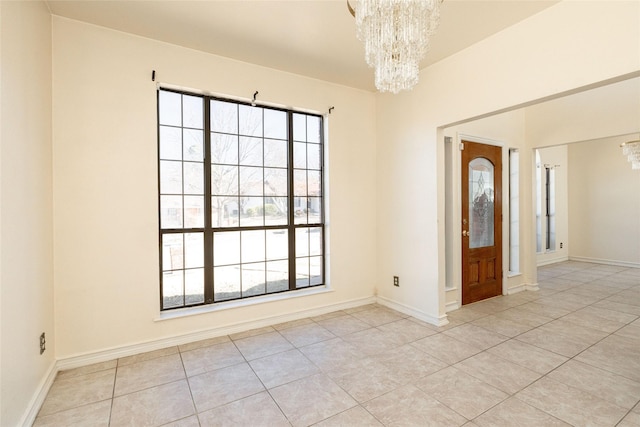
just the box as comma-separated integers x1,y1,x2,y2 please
157,88,326,311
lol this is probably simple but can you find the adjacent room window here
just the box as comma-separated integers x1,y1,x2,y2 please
508,149,520,273
535,150,543,253
545,166,556,251
158,89,325,310
535,149,557,254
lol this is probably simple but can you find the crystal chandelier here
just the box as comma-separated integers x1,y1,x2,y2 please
350,0,442,94
621,139,640,170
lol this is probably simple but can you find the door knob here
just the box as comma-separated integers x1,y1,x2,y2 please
462,230,469,237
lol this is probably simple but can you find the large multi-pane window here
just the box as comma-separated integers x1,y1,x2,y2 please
158,89,324,310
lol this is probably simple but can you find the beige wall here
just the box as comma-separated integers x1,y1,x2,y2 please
52,17,378,359
376,0,640,321
525,78,640,149
568,135,640,266
0,1,55,425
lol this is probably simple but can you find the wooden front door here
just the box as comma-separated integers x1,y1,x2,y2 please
461,140,502,305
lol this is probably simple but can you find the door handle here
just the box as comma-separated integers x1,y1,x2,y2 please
462,230,469,237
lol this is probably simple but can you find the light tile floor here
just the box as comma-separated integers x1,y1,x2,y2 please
34,261,640,426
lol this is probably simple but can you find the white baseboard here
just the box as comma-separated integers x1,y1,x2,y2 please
537,255,570,267
568,256,640,269
526,282,540,291
445,301,459,312
56,295,377,371
20,360,57,427
376,295,448,327
506,284,526,295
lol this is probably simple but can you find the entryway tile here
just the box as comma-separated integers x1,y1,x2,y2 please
38,369,115,417
516,377,627,427
187,363,264,413
270,373,357,427
415,366,508,420
363,384,466,426
110,380,195,427
197,391,289,427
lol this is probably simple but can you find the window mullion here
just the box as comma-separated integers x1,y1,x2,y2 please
204,97,214,303
287,111,296,291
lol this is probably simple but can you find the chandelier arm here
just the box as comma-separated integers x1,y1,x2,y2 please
347,0,355,18
620,139,640,147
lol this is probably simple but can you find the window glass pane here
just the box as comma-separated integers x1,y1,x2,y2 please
239,137,263,166
309,227,322,256
266,197,288,226
296,257,309,288
184,162,204,195
184,196,204,228
266,229,288,260
214,265,240,301
160,160,182,194
183,95,203,129
296,228,309,257
162,234,184,270
536,150,542,253
469,157,495,249
308,197,322,224
547,168,556,251
213,231,240,266
212,196,239,228
294,142,306,169
184,233,204,268
241,230,265,263
294,170,307,197
307,116,321,143
307,143,321,170
211,100,238,134
264,168,287,196
308,171,321,197
185,268,204,305
160,126,182,160
160,195,183,228
183,129,203,161
242,262,266,297
239,105,262,137
212,133,238,165
310,256,323,285
293,113,306,141
239,197,264,227
162,270,183,309
509,149,520,273
264,109,287,140
239,166,263,196
266,260,288,293
212,165,238,196
264,139,287,168
294,197,308,225
159,91,181,126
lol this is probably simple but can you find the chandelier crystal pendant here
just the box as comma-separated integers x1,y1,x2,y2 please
352,0,441,94
621,140,640,170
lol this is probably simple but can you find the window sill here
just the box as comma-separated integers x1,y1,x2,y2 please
507,272,522,278
154,286,333,322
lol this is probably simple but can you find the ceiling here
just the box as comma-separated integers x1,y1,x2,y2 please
46,0,558,92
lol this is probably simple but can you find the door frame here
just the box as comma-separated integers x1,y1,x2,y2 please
445,133,509,310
